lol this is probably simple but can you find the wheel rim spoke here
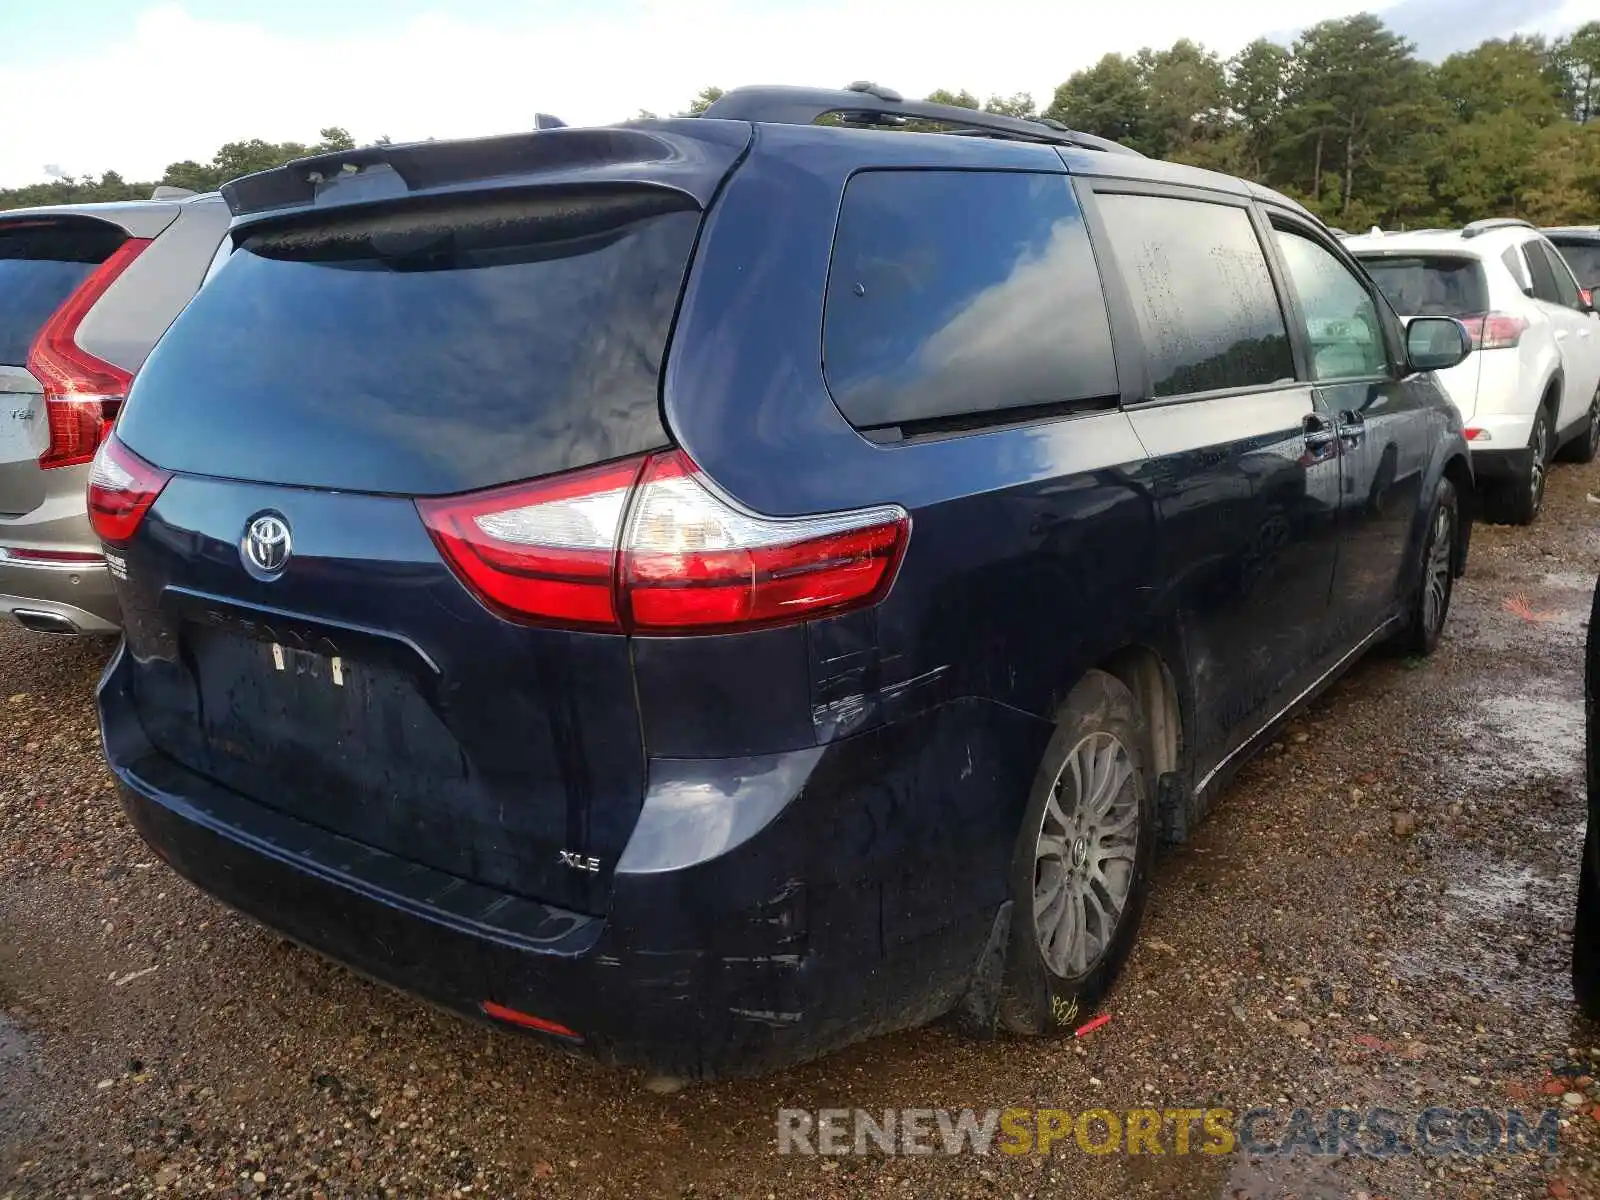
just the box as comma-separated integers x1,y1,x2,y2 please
1031,730,1140,980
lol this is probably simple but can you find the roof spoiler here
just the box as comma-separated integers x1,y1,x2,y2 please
219,123,753,221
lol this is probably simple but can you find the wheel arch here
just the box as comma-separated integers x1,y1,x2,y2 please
1441,452,1474,576
1093,643,1185,836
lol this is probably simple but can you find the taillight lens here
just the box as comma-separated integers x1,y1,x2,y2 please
1461,312,1527,351
29,238,152,469
621,451,909,633
87,435,172,544
417,451,910,633
417,458,646,629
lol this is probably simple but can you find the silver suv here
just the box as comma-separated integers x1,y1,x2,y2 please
0,188,228,634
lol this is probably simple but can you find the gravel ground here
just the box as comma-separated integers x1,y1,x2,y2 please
5,463,1600,1200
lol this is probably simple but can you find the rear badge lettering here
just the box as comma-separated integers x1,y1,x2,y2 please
558,850,601,873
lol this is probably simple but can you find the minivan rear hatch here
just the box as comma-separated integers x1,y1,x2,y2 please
113,124,750,914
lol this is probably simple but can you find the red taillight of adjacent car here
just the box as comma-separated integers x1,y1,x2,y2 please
418,450,910,634
86,435,172,544
29,237,152,469
1460,311,1527,352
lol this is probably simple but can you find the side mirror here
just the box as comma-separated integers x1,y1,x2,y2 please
1404,316,1472,374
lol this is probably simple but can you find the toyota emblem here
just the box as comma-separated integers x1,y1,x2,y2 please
241,513,292,578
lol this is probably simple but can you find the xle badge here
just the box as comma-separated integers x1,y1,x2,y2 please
559,850,601,873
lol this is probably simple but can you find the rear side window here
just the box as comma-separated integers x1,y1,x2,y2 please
1358,255,1488,317
1534,241,1585,309
1550,239,1600,289
1094,194,1293,397
1524,241,1564,305
0,219,126,365
119,190,700,496
823,170,1118,430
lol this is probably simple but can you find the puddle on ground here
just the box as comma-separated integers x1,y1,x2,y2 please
1442,692,1583,792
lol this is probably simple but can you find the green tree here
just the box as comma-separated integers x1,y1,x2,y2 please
1436,37,1564,124
1141,39,1229,162
1045,53,1151,150
925,88,981,109
1227,39,1292,179
983,92,1037,119
1280,15,1431,218
684,86,725,116
1553,22,1600,123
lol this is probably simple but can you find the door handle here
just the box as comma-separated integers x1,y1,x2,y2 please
1556,329,1569,341
1337,409,1366,445
1303,411,1337,448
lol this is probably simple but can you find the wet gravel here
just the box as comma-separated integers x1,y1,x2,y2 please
5,464,1600,1199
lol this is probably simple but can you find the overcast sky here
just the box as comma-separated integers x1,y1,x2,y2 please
0,0,1591,187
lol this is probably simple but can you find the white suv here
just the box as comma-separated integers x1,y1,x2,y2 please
1348,219,1600,524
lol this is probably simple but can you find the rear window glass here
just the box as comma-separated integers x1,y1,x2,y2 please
0,220,125,365
119,190,699,496
1357,255,1488,317
1094,194,1294,397
823,170,1118,430
1550,239,1600,289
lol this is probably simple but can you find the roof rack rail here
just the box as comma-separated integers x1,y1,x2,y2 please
1461,217,1534,239
699,83,1144,156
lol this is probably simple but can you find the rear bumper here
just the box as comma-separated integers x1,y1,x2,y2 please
1467,444,1534,483
0,560,120,633
98,644,1045,1078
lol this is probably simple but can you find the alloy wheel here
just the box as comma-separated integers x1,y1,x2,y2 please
1032,732,1139,978
1423,501,1453,636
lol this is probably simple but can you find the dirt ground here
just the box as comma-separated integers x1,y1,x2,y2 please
4,459,1600,1200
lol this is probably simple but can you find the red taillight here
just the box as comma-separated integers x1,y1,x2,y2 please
621,451,909,633
86,435,171,544
417,458,646,629
1461,312,1526,351
1464,428,1489,441
480,1001,580,1039
29,238,152,469
417,451,911,633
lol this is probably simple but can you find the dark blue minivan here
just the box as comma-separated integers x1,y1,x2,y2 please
92,86,1475,1078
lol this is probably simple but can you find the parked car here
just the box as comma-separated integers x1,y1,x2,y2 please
94,84,1473,1079
1579,571,1600,1019
1547,226,1600,296
0,188,229,634
1347,220,1600,526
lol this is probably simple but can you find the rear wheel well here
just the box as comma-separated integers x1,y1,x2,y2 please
1096,645,1181,783
1441,453,1473,574
1543,377,1562,426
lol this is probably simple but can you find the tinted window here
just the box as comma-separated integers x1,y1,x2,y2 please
0,220,125,365
119,191,699,496
1278,231,1389,380
1549,239,1600,289
1095,194,1293,397
824,170,1118,429
1524,240,1564,304
1358,255,1488,317
1535,241,1584,308
1501,246,1531,293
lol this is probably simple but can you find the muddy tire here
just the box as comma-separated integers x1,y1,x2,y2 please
1556,390,1600,465
1393,476,1458,658
998,670,1156,1036
1481,408,1549,526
